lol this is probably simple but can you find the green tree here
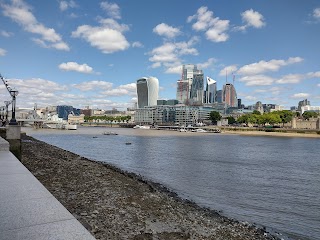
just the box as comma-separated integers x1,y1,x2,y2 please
277,110,294,127
302,111,319,120
209,111,221,124
252,110,261,115
227,116,236,125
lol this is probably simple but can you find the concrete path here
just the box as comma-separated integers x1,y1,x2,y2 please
0,137,95,240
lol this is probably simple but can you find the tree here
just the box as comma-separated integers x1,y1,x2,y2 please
252,110,261,115
277,110,294,127
209,111,221,124
227,116,236,125
302,111,319,120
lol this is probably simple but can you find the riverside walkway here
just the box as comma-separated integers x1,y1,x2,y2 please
0,136,95,240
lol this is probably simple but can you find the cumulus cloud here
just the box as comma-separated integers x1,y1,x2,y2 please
132,41,143,48
0,48,7,56
307,71,320,78
153,23,181,38
72,18,130,54
2,0,69,51
197,58,216,69
276,74,305,84
72,80,113,91
100,1,121,19
313,8,320,19
149,37,199,73
187,6,230,42
59,0,77,11
291,93,310,99
219,65,238,76
58,62,94,74
235,9,266,31
239,75,274,86
101,83,136,96
237,57,303,75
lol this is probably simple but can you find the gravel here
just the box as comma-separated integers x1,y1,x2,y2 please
21,134,278,240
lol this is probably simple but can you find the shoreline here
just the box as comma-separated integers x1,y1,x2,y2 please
220,129,320,138
20,134,279,240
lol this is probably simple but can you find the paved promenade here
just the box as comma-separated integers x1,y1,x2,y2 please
0,137,95,240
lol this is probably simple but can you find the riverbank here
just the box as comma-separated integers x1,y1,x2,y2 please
220,129,320,138
20,134,279,240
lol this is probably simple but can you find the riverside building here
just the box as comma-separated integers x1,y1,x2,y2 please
136,77,159,108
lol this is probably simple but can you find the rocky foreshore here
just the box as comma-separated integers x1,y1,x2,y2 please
21,134,278,240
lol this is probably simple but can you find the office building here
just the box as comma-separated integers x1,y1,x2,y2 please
222,83,237,107
204,77,217,104
136,77,159,108
176,64,204,104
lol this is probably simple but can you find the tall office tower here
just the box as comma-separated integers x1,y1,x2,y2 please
177,64,204,104
216,90,223,103
237,99,242,109
204,77,217,104
136,77,159,108
222,83,237,107
298,99,310,111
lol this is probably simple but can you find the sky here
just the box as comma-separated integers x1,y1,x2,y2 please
0,0,320,111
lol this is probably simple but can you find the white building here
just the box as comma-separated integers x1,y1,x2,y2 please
301,105,320,114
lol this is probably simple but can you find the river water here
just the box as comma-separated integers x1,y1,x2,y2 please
23,126,320,240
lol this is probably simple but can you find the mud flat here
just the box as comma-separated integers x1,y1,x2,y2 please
21,134,279,240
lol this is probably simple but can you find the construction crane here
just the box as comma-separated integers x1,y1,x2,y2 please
0,73,13,94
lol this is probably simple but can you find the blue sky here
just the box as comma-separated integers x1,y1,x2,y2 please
0,0,319,110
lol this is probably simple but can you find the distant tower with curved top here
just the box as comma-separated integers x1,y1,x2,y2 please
136,77,159,108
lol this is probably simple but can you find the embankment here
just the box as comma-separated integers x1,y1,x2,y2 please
21,134,278,240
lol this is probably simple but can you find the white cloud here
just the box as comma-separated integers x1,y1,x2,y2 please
100,1,121,19
188,6,230,42
2,0,69,51
72,19,130,54
236,9,266,31
153,23,181,38
0,48,7,56
219,65,238,76
197,58,216,69
237,57,303,75
307,71,320,78
59,0,77,11
59,62,94,74
317,83,320,87
313,8,320,19
276,74,305,84
132,41,143,48
1,30,13,37
239,75,274,86
101,83,136,97
291,93,310,99
72,80,113,91
149,37,199,73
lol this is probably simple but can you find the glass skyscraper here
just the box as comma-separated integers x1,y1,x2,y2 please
136,77,159,108
176,64,204,105
222,83,237,107
204,77,217,104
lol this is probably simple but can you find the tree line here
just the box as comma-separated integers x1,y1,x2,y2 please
84,115,131,123
209,110,319,127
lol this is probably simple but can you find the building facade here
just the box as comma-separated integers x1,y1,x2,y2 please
136,77,159,108
176,64,204,105
204,77,217,104
222,83,237,108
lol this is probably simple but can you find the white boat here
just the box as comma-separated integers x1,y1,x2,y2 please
195,128,207,133
64,124,77,130
133,125,150,129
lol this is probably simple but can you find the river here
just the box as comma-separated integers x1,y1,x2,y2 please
23,126,320,240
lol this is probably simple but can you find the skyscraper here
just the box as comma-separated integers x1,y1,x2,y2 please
176,64,204,104
204,77,217,104
222,83,237,107
136,77,159,108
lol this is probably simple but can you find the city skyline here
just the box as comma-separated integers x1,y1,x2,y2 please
0,0,320,110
